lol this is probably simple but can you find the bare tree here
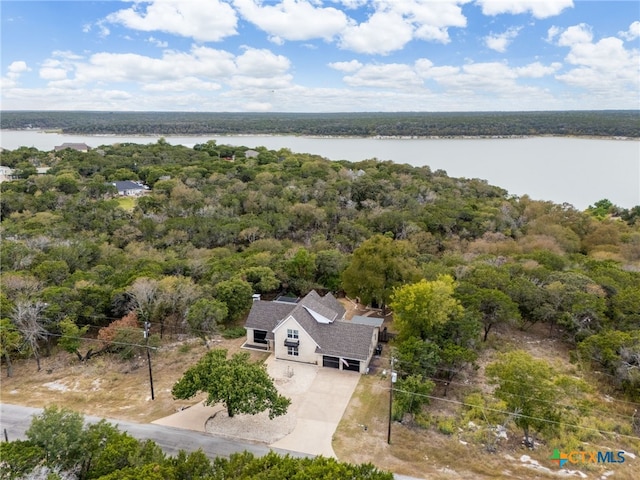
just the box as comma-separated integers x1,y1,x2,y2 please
127,277,159,325
12,300,48,371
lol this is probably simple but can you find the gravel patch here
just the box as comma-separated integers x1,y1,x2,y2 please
204,357,319,444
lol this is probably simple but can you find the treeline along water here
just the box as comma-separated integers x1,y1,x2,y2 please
1,110,638,137
0,130,638,211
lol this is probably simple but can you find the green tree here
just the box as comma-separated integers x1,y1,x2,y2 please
25,405,86,470
394,337,441,379
391,276,464,341
58,316,102,362
342,234,419,310
0,317,22,377
172,349,291,419
186,298,228,347
240,266,280,294
392,374,435,421
578,330,640,400
215,278,253,322
485,350,562,447
0,441,45,479
459,286,520,341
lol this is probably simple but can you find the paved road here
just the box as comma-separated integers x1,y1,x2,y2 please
1,403,423,479
0,403,308,459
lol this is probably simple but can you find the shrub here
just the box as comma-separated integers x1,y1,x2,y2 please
221,326,246,339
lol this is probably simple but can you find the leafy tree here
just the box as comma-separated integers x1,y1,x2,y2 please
394,337,441,379
342,234,420,310
240,266,280,294
25,406,86,470
486,350,562,447
0,317,22,377
172,349,291,419
391,276,464,341
459,286,520,341
0,441,46,479
58,316,101,362
186,298,228,347
578,330,640,400
215,278,253,323
392,374,435,421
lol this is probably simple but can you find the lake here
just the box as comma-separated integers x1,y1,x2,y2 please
1,129,638,210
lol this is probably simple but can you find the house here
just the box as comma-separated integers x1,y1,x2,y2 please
54,143,91,152
244,290,383,373
111,180,149,196
0,165,14,183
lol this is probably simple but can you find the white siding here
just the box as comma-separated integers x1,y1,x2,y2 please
273,316,319,364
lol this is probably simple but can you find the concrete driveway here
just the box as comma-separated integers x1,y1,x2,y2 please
153,355,360,458
268,357,360,457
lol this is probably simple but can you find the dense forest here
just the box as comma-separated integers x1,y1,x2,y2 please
2,110,639,137
1,138,639,476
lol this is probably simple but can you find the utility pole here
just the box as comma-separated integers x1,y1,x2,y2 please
387,356,396,444
144,321,155,400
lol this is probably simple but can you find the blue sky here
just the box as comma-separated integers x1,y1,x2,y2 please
2,0,639,112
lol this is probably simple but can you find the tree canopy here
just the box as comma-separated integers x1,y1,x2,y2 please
172,349,291,419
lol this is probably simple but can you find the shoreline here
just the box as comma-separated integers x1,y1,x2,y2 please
1,128,637,142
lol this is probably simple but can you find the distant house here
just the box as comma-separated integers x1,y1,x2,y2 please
0,165,14,183
244,290,382,373
111,180,149,196
245,149,260,159
54,143,91,152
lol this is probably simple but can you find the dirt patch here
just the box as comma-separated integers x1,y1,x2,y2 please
0,336,256,423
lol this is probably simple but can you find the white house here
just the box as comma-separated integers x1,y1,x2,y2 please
244,291,382,373
111,180,149,196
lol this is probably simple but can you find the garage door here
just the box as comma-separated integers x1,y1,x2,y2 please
323,356,340,369
342,359,360,372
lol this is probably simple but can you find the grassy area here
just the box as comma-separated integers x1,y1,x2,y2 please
2,324,638,479
333,323,640,480
0,336,255,423
116,196,137,212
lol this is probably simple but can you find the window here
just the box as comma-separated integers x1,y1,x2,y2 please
287,329,299,339
287,346,299,356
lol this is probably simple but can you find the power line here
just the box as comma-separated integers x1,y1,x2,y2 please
382,384,640,441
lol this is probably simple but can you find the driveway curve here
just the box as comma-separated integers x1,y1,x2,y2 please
153,355,360,457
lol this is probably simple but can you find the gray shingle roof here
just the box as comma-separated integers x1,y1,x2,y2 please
245,290,375,361
245,300,296,339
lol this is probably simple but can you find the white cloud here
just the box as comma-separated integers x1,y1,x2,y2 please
338,0,468,53
147,36,168,48
105,0,238,42
554,25,640,101
515,61,561,77
558,23,593,46
619,20,640,41
476,0,573,19
485,26,522,52
235,47,291,77
233,0,349,43
7,61,30,78
141,77,222,92
339,10,414,54
343,63,423,88
2,61,31,88
546,25,560,43
328,60,363,72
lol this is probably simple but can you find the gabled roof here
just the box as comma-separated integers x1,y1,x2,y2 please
245,300,296,339
245,290,374,362
54,142,90,151
112,180,146,192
